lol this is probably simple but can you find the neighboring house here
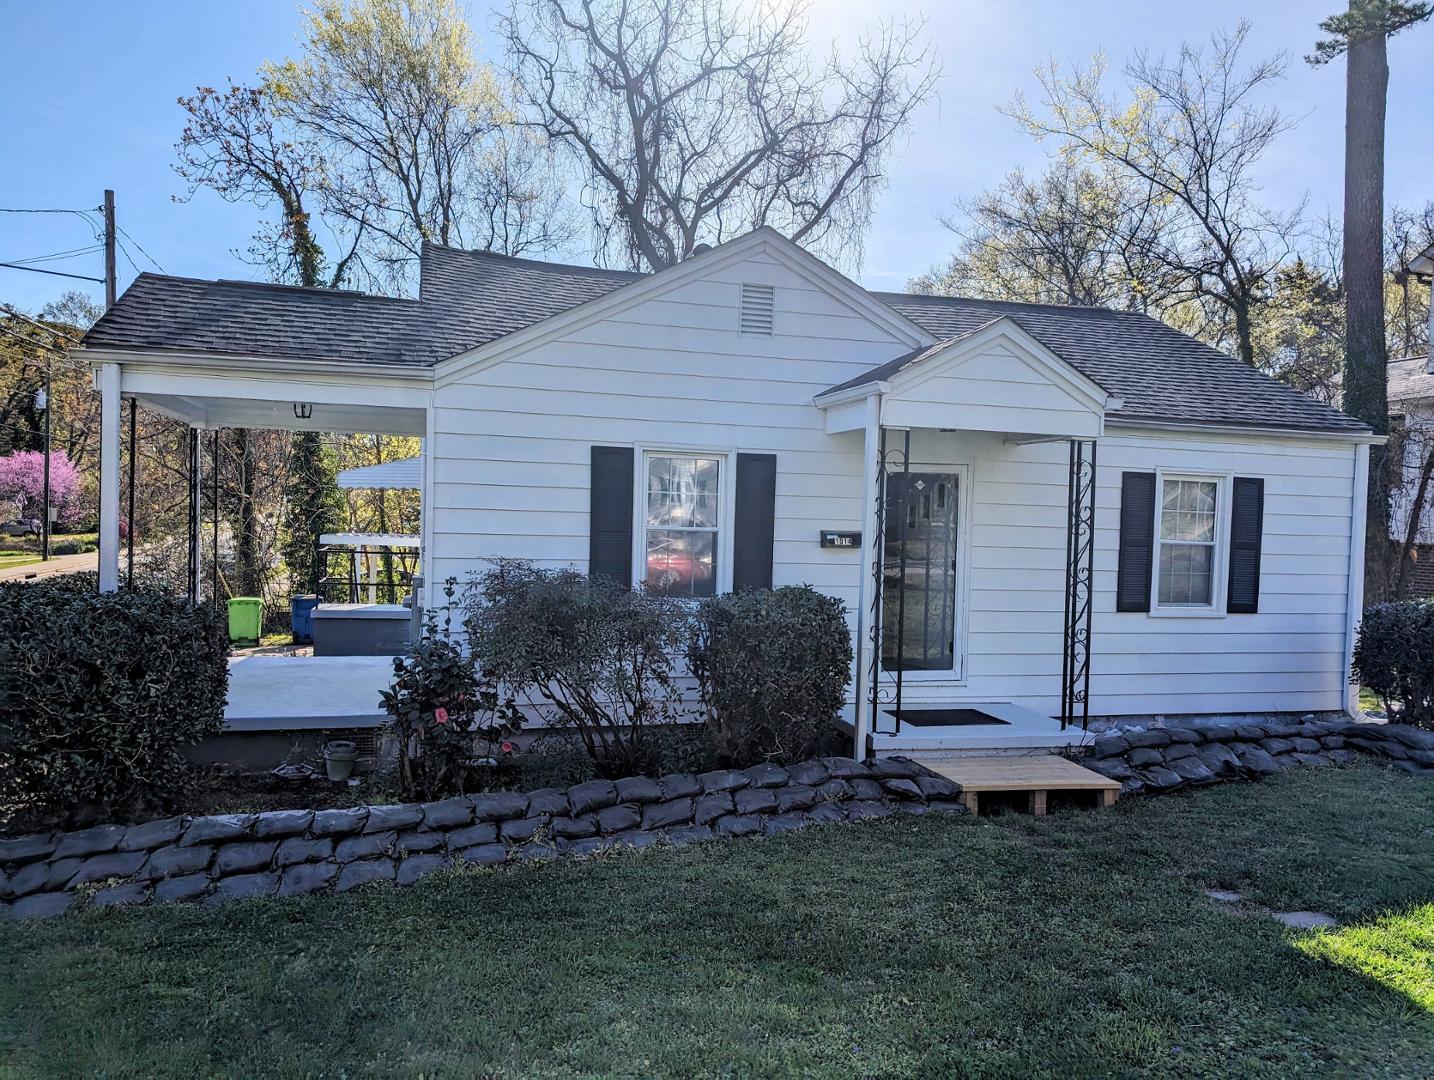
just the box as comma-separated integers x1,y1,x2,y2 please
79,229,1377,756
1387,239,1434,594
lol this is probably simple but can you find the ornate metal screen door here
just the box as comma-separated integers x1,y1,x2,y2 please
882,472,960,675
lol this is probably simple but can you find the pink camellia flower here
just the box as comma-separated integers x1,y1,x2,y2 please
500,741,514,754
433,706,449,725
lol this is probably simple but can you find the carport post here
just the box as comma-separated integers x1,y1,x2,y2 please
97,362,121,592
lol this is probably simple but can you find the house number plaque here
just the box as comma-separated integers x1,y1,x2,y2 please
819,530,862,549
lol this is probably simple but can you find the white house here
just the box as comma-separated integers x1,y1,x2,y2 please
80,229,1378,756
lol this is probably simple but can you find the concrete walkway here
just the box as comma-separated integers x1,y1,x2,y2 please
0,551,97,583
224,654,394,731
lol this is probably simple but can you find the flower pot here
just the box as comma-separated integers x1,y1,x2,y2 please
323,740,358,782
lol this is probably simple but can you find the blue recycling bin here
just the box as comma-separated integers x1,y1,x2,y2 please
290,594,321,645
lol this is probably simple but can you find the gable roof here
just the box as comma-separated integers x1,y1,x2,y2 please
84,232,1370,436
860,293,1369,434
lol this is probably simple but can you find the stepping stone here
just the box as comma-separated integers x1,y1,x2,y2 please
1204,889,1243,903
1273,910,1338,929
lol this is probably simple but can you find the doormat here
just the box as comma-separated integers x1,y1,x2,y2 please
884,708,1010,728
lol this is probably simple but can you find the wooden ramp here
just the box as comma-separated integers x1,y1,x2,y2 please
914,754,1121,816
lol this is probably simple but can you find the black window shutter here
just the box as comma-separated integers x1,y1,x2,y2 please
1117,471,1156,612
732,453,777,591
589,446,634,586
1226,476,1264,614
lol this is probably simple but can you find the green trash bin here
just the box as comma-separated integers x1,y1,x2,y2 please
227,597,263,646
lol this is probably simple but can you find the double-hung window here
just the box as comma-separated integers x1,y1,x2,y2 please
1156,477,1219,607
643,453,721,597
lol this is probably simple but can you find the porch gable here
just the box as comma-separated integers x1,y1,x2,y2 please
816,317,1120,440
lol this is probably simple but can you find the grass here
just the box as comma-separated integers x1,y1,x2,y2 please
2,764,1433,1077
0,553,39,571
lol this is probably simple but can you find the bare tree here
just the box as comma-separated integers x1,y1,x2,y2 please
175,82,361,289
1006,24,1302,365
266,0,573,288
499,0,938,271
1388,201,1434,359
910,158,1183,312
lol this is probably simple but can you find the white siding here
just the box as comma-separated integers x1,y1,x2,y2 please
882,343,1102,438
429,252,907,619
430,249,1361,721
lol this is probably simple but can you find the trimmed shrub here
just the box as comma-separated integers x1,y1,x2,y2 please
687,585,853,764
381,583,521,799
0,577,229,818
464,560,686,778
1353,599,1434,728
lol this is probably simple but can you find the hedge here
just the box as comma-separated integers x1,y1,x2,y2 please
1353,599,1434,729
688,586,853,764
0,576,229,817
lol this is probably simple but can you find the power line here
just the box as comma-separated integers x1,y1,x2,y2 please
0,261,106,283
0,244,104,266
0,304,85,344
116,224,166,274
0,206,93,214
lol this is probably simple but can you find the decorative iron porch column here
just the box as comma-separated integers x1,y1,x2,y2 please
1061,438,1098,729
851,394,882,759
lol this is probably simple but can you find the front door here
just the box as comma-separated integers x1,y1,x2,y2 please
882,472,960,673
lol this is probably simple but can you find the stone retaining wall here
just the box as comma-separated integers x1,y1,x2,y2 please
1081,717,1434,795
1,757,964,920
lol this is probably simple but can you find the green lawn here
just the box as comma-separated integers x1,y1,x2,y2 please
3,764,1433,1077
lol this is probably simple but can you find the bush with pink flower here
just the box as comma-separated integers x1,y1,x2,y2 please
0,449,82,526
379,580,521,798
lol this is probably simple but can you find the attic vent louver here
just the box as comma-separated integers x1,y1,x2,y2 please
740,283,775,335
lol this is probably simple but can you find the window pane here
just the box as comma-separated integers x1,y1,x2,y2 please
1158,542,1213,605
644,529,716,597
646,455,720,527
1160,479,1216,542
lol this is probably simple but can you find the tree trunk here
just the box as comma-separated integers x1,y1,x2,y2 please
1343,19,1392,599
234,428,262,597
1233,296,1255,365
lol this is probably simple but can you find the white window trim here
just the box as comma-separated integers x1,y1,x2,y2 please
630,444,737,596
1148,469,1232,619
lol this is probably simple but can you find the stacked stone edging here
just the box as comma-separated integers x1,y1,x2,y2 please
0,757,964,920
1081,718,1434,795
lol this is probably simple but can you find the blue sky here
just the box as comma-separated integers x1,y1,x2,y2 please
2,0,1431,314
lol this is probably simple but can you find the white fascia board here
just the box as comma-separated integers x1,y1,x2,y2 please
432,227,933,388
1106,417,1387,446
80,346,433,387
887,317,1113,416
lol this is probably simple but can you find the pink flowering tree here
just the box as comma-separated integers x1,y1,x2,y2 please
0,450,82,526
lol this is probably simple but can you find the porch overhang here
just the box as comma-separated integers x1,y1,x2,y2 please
814,318,1120,440
85,347,431,435
82,346,434,593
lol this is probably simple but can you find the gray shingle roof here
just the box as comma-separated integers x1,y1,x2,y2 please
1390,355,1434,405
83,243,640,366
861,293,1369,434
84,239,1369,435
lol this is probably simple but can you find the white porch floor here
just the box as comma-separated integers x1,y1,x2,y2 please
223,655,392,731
845,700,1095,756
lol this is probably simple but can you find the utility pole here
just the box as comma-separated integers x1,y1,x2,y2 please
103,190,116,309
